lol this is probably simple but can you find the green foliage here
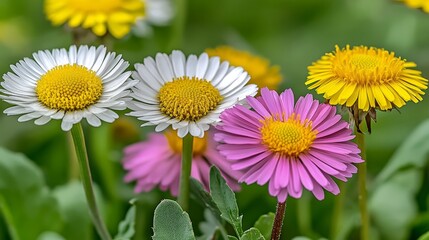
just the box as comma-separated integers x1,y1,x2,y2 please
210,166,243,237
253,213,274,240
418,231,429,240
240,228,264,240
52,181,92,240
370,119,429,240
152,199,195,240
37,232,66,240
0,147,62,240
114,205,135,240
198,209,227,240
190,178,222,221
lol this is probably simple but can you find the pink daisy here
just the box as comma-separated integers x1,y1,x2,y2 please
215,88,363,202
122,130,241,196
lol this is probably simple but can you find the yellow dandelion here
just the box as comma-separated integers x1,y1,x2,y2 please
306,45,428,112
206,46,282,90
398,0,429,12
44,0,145,38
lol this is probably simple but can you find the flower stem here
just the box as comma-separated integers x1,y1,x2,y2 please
356,131,369,240
70,123,112,240
178,134,194,211
133,200,146,240
331,181,346,240
271,200,286,240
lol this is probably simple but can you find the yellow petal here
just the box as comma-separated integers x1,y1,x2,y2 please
108,22,131,38
391,83,411,101
367,86,376,108
379,84,395,101
345,86,359,107
109,12,134,23
372,85,388,109
68,13,84,27
338,83,357,101
358,87,369,111
92,23,107,36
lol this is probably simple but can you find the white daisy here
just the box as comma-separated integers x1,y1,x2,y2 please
0,45,137,131
133,0,173,37
127,50,258,138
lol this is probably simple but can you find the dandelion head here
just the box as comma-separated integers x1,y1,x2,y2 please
398,0,429,12
306,45,427,131
44,0,145,38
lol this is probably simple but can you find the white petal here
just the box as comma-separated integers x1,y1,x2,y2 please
214,67,243,89
185,55,198,77
210,61,229,85
86,113,102,127
155,122,170,132
204,57,220,81
189,122,202,137
177,125,189,138
134,64,162,90
91,46,107,72
61,120,73,131
68,45,78,64
18,112,41,122
156,53,175,82
4,106,32,115
170,50,186,78
34,116,51,125
195,53,209,79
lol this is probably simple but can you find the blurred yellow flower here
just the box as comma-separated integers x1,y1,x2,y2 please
399,0,429,12
44,0,145,38
306,45,427,112
206,46,282,90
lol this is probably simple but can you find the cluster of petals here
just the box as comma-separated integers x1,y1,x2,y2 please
127,50,258,138
122,131,241,195
215,88,363,202
0,45,136,131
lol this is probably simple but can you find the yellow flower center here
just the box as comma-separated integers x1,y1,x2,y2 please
350,54,379,69
158,77,223,121
36,64,103,111
260,115,317,157
332,46,404,85
165,130,207,155
68,0,122,12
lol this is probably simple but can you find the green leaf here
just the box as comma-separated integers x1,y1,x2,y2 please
190,178,222,221
37,232,65,240
152,199,195,240
197,209,229,240
114,205,135,240
241,228,264,240
370,169,418,240
0,147,62,240
52,181,92,240
228,236,239,240
369,120,429,240
209,166,243,236
254,213,274,240
291,237,328,240
374,119,429,187
418,231,429,240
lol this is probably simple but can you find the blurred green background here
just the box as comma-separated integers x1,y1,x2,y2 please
1,0,429,239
